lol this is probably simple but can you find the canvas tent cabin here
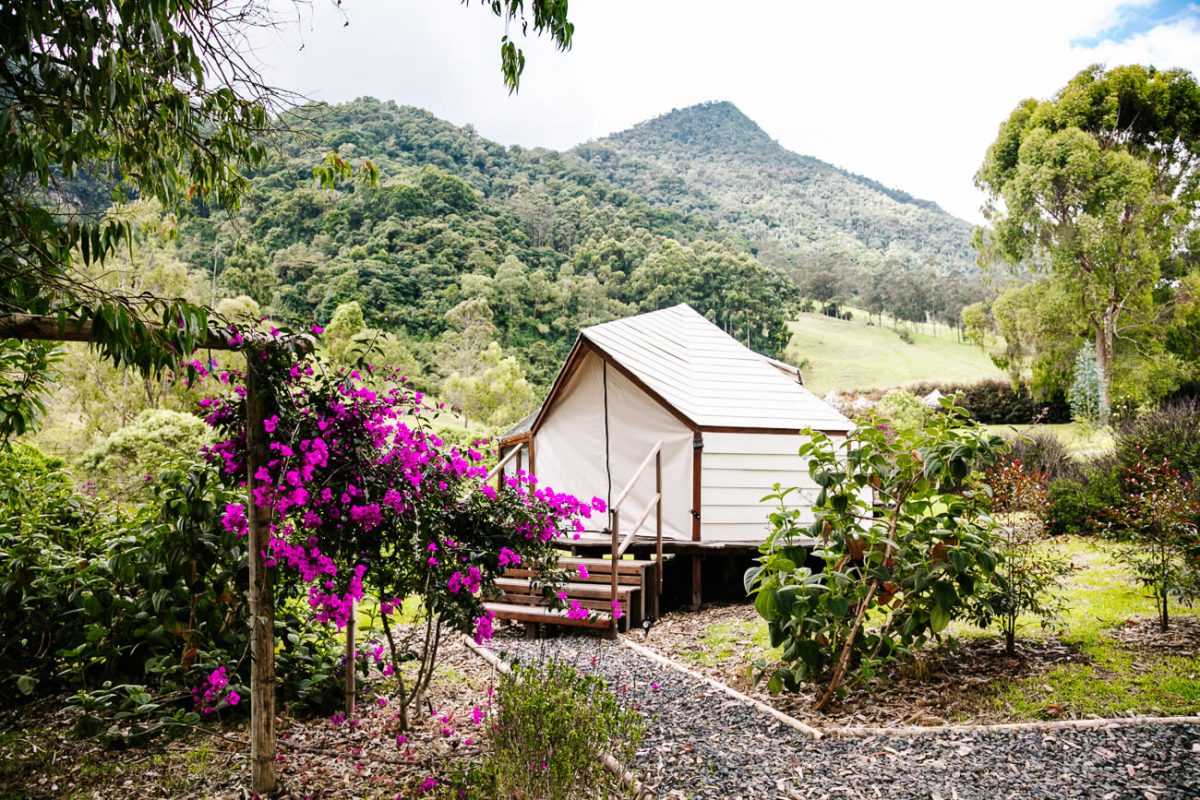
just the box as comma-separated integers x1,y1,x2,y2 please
495,303,852,605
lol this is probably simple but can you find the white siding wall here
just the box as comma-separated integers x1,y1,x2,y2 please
699,432,823,542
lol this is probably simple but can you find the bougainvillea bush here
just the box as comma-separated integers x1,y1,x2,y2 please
746,403,1006,710
201,344,601,727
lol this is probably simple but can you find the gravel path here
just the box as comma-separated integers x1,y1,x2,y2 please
495,637,1200,800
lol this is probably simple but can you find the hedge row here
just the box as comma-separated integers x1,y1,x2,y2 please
906,379,1071,425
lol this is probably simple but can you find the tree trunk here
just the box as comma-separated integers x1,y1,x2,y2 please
1094,317,1114,423
246,356,277,795
1005,625,1016,657
345,604,357,715
1161,592,1170,633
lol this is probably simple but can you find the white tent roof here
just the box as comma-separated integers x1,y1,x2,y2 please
577,304,852,431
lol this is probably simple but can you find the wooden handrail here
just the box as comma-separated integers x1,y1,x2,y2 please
610,440,662,513
609,441,665,632
483,444,522,486
618,492,660,557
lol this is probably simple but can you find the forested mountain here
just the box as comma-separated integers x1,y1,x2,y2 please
574,101,978,275
171,98,797,402
51,98,985,444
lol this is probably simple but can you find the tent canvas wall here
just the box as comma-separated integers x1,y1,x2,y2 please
500,304,853,544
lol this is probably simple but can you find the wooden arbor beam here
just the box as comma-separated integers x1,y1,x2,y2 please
0,312,309,795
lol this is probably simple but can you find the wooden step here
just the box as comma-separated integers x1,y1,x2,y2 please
484,601,613,630
556,556,657,573
494,578,639,600
503,567,643,587
491,578,641,632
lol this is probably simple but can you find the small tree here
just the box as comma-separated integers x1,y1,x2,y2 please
975,457,1071,655
1068,342,1105,426
202,351,598,728
746,403,1005,710
1106,448,1200,631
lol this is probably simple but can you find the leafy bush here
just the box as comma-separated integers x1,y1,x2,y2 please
1115,400,1200,482
0,445,343,732
1044,400,1200,537
876,389,926,429
1044,456,1122,537
1005,432,1077,483
746,408,1005,709
489,659,641,800
974,458,1070,654
77,409,211,499
1105,450,1200,631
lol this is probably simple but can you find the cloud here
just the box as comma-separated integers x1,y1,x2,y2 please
250,0,1200,224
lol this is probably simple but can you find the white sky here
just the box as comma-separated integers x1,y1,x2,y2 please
252,0,1200,223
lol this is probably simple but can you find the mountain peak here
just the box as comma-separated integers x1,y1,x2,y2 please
612,101,773,153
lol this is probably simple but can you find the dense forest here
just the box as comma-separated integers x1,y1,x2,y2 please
40,97,994,461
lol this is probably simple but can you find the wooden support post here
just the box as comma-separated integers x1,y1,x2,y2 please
245,355,277,795
345,603,356,716
691,433,703,610
653,448,662,620
691,555,702,610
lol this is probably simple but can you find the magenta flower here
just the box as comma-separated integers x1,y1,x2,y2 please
263,415,279,433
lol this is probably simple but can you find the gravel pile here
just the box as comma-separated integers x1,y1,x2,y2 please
496,636,1200,800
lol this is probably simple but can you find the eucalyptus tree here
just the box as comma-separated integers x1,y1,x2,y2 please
976,65,1200,419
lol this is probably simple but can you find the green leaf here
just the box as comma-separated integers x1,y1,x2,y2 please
754,588,779,621
930,604,950,633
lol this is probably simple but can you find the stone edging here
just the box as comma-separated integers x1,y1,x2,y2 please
459,635,654,799
623,635,1200,739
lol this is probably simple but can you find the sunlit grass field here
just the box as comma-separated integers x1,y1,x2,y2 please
786,311,1005,395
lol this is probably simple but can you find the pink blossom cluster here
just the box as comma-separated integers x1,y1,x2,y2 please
199,353,604,650
192,665,239,714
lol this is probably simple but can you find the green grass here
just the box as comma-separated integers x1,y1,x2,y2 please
675,619,779,666
985,538,1200,719
787,312,1004,394
983,422,1115,458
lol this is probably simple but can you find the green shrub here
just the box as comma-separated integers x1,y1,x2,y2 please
77,409,211,499
1116,400,1200,482
0,448,343,732
746,409,1005,709
489,659,642,800
876,389,927,429
1044,456,1122,536
1006,431,1078,483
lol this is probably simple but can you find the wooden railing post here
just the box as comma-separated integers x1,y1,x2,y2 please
245,355,277,795
610,508,620,634
654,448,663,619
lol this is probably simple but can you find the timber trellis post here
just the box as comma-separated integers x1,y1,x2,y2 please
0,313,306,795
244,354,277,792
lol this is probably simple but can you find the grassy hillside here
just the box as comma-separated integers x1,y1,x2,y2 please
787,312,1004,394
